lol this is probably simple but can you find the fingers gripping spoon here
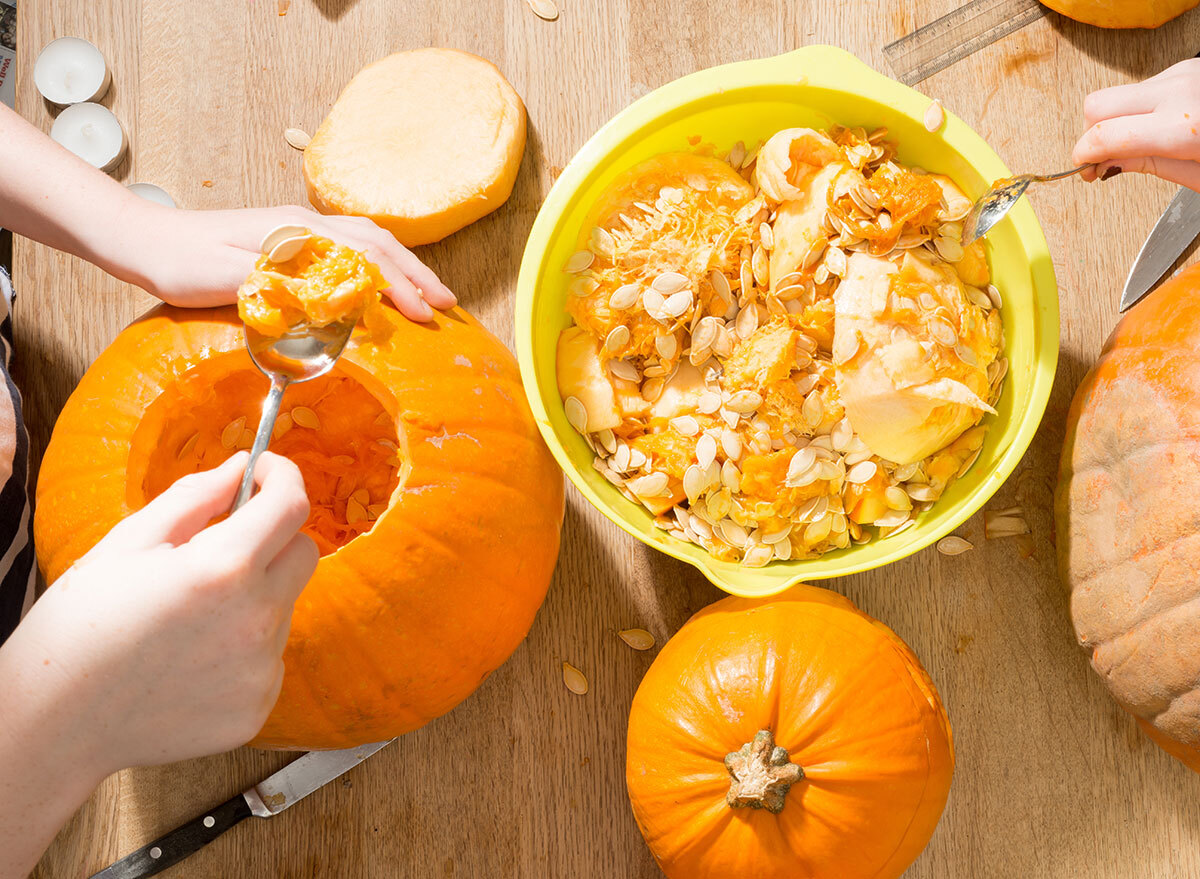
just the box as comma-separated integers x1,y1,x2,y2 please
231,226,356,511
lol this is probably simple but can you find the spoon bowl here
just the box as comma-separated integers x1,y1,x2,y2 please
233,318,356,510
962,164,1093,246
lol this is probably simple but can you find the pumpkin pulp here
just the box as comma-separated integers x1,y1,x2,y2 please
131,355,402,556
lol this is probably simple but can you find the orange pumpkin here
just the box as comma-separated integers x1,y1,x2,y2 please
626,588,953,879
1040,0,1198,28
34,304,564,749
1057,263,1200,771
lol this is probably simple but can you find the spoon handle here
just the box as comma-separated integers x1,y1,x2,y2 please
232,372,290,512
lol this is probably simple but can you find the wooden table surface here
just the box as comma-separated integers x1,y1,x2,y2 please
14,1,1200,876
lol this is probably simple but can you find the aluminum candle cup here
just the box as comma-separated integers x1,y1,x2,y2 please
127,183,177,208
34,37,111,105
514,46,1060,596
50,102,127,171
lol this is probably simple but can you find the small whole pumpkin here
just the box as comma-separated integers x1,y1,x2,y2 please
1057,263,1200,771
34,303,564,750
626,588,954,879
1040,0,1198,28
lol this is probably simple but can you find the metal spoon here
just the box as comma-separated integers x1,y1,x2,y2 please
231,318,356,511
961,164,1094,246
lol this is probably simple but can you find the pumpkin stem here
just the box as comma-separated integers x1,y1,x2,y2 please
724,729,804,814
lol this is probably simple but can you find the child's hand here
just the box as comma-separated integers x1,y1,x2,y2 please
117,203,456,321
1072,58,1200,191
0,452,316,774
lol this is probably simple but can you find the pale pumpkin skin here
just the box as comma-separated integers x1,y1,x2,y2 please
1057,263,1200,771
35,304,564,750
626,588,954,879
1041,0,1198,28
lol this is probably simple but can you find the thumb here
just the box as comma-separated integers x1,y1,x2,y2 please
101,453,249,551
1094,157,1200,193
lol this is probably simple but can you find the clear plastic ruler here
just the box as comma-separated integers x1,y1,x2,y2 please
883,0,1046,86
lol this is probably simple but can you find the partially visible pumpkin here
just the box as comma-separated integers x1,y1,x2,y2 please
626,588,954,879
1057,263,1200,771
35,303,564,750
1040,0,1198,28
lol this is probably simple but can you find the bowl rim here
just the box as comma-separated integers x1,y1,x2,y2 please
515,45,1060,595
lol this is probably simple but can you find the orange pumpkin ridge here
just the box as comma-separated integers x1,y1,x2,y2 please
35,303,564,750
625,588,953,879
1057,262,1200,772
1039,0,1198,28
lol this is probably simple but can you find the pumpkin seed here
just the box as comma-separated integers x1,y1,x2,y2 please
937,535,973,555
929,317,959,348
641,378,665,403
805,515,833,544
655,334,678,360
726,390,762,414
569,277,599,297
885,485,913,510
906,484,942,503
351,488,370,506
603,324,630,353
564,396,588,433
610,283,641,310
291,407,320,429
802,392,824,427
260,224,310,256
934,236,964,263
846,460,877,484
662,290,693,318
710,269,732,304
221,417,247,450
284,127,311,150
716,519,749,548
609,359,640,383
752,246,770,288
697,391,722,415
720,429,742,461
367,503,388,519
630,472,670,497
682,465,707,503
670,415,700,437
564,250,594,273
721,460,741,492
266,234,310,264
728,141,747,168
984,510,1029,539
924,99,945,132
652,272,690,295
618,628,656,651
273,412,293,438
590,227,615,257
237,429,255,449
334,476,355,499
696,434,718,470
561,661,588,695
346,498,368,524
177,432,200,460
742,543,774,567
735,303,759,339
986,284,1003,309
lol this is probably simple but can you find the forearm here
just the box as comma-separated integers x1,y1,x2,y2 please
0,632,109,879
0,102,162,289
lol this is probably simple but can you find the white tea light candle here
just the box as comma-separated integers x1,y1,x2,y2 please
50,102,127,171
126,183,176,208
34,37,111,105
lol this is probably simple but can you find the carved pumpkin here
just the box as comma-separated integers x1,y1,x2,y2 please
626,588,954,879
1057,263,1200,771
1040,0,1198,28
34,304,564,750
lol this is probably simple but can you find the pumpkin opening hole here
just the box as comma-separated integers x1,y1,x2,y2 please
134,362,401,556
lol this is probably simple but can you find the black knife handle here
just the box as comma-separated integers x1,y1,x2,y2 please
87,794,253,879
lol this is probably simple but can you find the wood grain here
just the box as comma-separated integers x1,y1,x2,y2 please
13,1,1200,876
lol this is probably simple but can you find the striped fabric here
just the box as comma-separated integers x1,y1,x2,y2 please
0,265,36,645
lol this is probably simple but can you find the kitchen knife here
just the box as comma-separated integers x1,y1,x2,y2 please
1120,186,1200,312
88,739,394,879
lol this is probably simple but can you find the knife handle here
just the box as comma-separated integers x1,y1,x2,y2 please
87,794,253,879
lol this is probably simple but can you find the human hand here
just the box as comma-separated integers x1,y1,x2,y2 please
114,201,456,320
1072,58,1200,191
0,452,316,774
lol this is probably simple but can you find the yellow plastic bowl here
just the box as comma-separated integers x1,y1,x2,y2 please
515,46,1058,596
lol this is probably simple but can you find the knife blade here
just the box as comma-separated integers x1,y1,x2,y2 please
88,739,394,879
1121,187,1200,312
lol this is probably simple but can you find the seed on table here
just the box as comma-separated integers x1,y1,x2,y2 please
292,407,320,429
561,661,588,695
284,127,311,150
937,536,973,556
618,628,656,651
